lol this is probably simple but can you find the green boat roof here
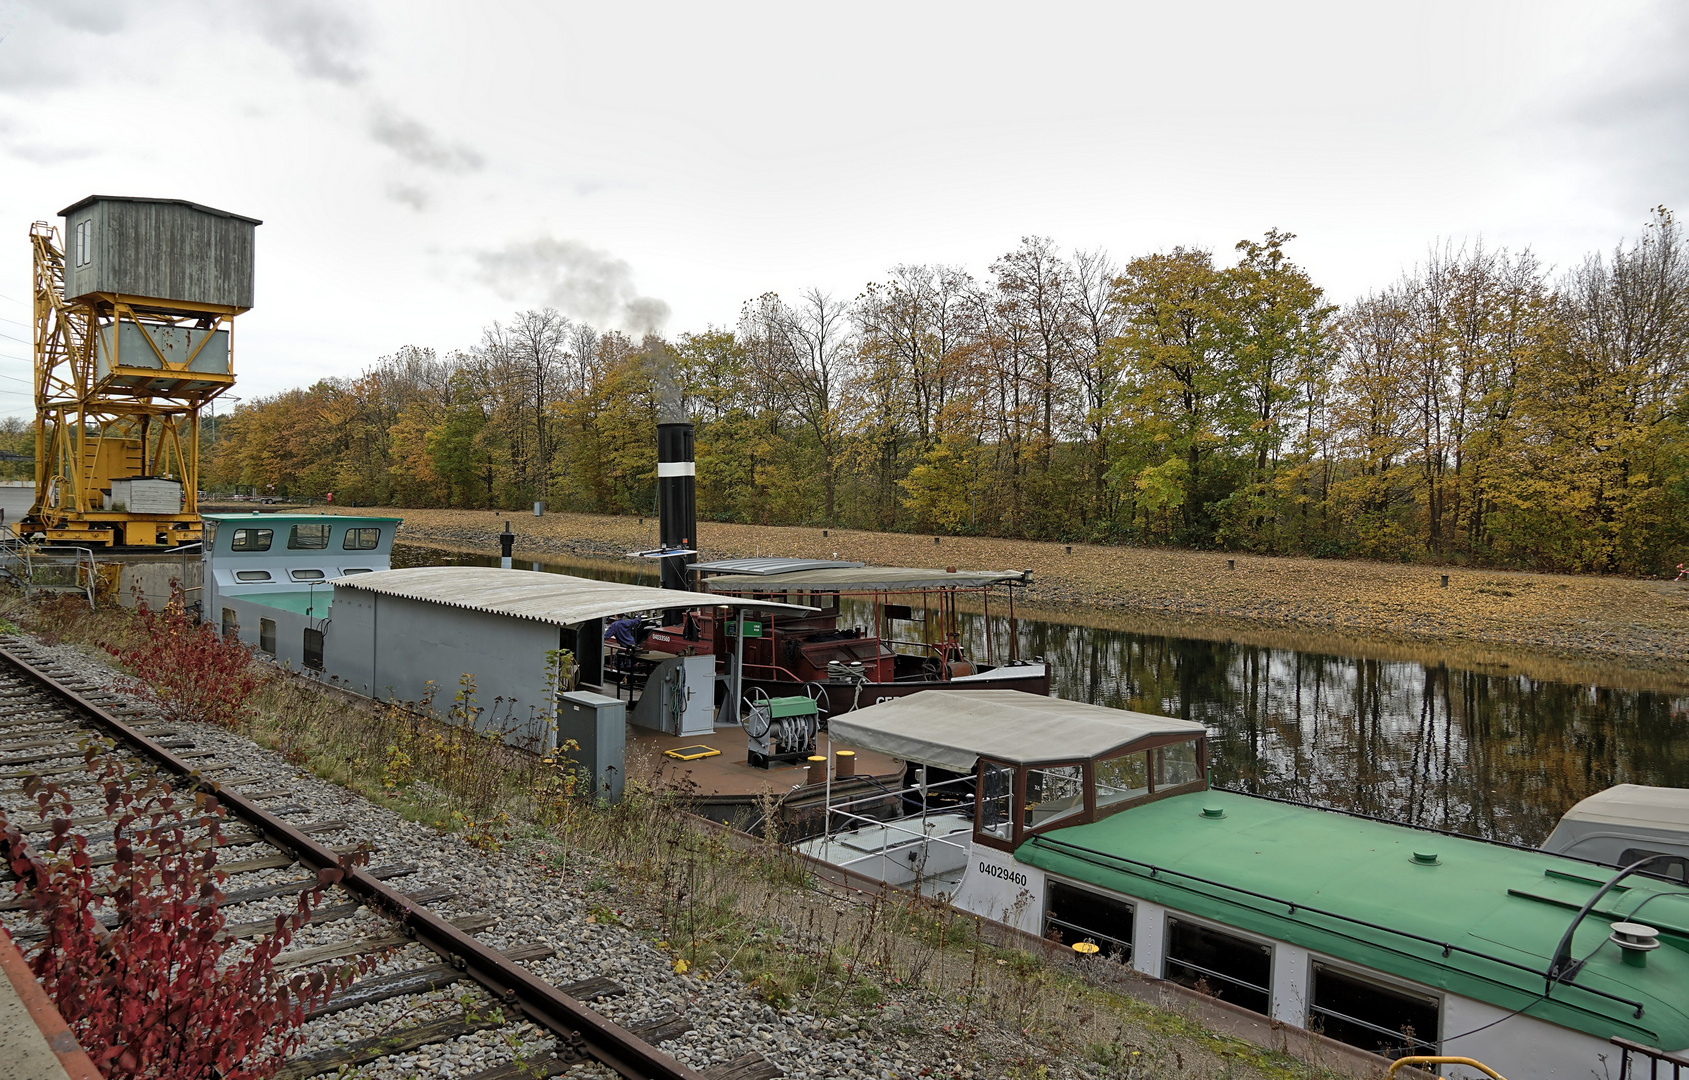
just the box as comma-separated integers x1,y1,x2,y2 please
230,591,330,615
202,513,401,524
1017,789,1689,1048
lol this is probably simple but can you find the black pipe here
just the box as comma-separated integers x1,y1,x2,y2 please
656,422,695,592
499,520,514,568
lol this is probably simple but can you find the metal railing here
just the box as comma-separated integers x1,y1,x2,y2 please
0,529,97,609
1613,1037,1689,1079
820,772,977,875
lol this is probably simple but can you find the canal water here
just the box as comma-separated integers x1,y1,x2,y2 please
394,545,1689,846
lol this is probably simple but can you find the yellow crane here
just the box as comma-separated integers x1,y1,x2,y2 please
26,197,258,547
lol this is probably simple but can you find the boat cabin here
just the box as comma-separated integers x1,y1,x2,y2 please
200,512,400,671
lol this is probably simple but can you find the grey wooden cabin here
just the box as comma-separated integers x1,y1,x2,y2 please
60,196,260,310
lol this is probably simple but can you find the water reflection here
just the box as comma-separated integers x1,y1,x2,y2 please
393,544,1689,845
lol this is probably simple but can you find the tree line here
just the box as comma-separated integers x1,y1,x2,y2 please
206,210,1689,575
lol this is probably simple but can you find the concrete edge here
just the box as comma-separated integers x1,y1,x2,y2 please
0,925,102,1080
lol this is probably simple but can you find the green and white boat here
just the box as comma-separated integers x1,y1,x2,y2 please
803,690,1689,1079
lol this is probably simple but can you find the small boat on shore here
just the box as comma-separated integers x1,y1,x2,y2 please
642,557,1049,719
801,689,1689,1079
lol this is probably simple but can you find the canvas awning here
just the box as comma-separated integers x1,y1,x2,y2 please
333,565,815,628
827,690,1207,772
701,566,1030,592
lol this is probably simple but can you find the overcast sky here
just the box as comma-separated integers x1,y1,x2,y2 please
0,1,1684,419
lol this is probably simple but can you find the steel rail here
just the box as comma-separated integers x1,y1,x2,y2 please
0,641,705,1080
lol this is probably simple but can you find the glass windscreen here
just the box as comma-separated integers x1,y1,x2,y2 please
1154,741,1203,789
977,761,1015,841
1095,751,1149,808
1025,765,1086,829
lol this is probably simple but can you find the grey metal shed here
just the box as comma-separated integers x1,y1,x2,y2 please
323,567,815,751
60,195,260,309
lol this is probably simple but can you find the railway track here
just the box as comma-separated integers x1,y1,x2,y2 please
0,637,783,1080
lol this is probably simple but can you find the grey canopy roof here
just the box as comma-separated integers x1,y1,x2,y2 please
691,557,866,575
1553,784,1689,831
828,690,1207,772
701,566,1030,593
333,566,815,628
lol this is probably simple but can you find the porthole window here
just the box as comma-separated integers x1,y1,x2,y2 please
342,527,380,550
1164,918,1272,1015
1308,962,1439,1059
288,523,331,549
234,570,272,582
289,569,326,581
340,567,373,575
1044,880,1133,961
231,528,272,552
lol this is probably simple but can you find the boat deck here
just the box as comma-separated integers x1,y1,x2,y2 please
626,725,902,800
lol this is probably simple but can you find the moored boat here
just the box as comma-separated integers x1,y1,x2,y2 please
801,689,1689,1078
643,557,1049,719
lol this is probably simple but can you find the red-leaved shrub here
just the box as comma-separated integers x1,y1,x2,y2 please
110,581,263,728
0,751,370,1079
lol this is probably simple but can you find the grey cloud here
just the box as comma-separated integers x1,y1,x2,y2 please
1556,7,1689,200
477,237,670,334
252,0,366,85
369,105,483,173
7,141,96,163
385,182,430,211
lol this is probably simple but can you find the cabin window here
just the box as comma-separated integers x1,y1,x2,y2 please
289,569,326,581
1308,963,1439,1059
1044,880,1133,961
303,628,324,670
1620,848,1689,884
204,521,218,544
234,570,272,582
75,220,91,267
340,567,372,575
220,608,236,639
259,619,276,656
1095,751,1150,810
1154,740,1203,790
1164,918,1272,1015
343,527,380,550
288,523,331,549
1025,764,1086,831
231,528,272,552
976,760,1016,844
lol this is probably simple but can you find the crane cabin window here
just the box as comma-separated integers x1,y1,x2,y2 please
343,527,380,550
75,220,91,267
288,523,332,550
230,528,272,552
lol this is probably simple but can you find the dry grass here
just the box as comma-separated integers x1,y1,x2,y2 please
327,505,1689,679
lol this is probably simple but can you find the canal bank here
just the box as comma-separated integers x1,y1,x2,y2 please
333,506,1689,681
